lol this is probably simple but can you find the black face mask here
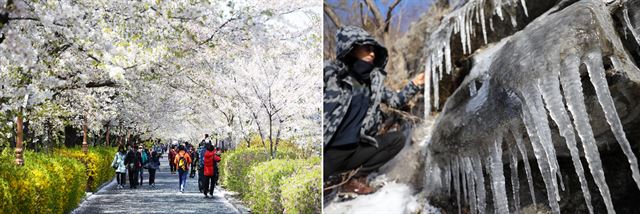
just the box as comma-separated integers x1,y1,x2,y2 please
350,59,374,82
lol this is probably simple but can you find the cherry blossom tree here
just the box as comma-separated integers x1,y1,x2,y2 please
1,0,321,164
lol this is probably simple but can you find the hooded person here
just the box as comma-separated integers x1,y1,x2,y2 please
323,26,425,194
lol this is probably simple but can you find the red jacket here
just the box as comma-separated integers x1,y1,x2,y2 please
168,149,176,162
204,149,221,176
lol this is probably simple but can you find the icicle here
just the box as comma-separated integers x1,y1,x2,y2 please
474,1,481,25
424,62,431,119
509,12,517,28
438,47,444,80
519,0,528,17
444,160,452,195
493,0,504,21
538,73,594,214
472,153,487,213
465,157,478,214
489,132,509,214
623,7,640,47
508,144,521,214
585,50,640,191
462,158,468,205
511,126,536,207
480,0,488,44
522,87,562,201
453,156,462,214
521,104,561,214
460,11,468,54
465,7,473,52
489,14,495,32
469,7,476,38
433,58,440,109
558,169,565,192
445,38,452,75
470,81,478,96
559,54,615,214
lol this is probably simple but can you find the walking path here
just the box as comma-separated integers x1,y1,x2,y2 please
73,152,241,214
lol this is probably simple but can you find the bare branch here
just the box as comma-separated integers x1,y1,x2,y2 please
364,0,384,27
323,1,342,28
384,0,402,32
359,2,366,27
199,17,239,45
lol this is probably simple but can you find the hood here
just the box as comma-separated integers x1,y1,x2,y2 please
335,26,389,69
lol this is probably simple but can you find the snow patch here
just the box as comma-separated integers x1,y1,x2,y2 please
324,182,420,214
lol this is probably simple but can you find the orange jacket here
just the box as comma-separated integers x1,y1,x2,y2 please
173,150,192,170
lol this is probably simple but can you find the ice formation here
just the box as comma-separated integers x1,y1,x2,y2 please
424,0,529,111
424,0,640,213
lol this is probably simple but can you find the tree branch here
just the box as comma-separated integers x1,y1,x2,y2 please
384,0,401,32
364,0,384,27
323,1,342,28
7,16,39,21
85,80,117,88
199,17,239,45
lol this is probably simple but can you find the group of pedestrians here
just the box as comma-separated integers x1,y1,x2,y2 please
167,134,222,196
111,143,163,189
112,136,221,197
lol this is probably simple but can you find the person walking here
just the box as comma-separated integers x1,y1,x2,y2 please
189,146,199,178
174,145,192,193
138,145,149,185
124,144,141,189
147,150,161,188
197,140,207,193
213,148,222,188
111,145,127,189
168,146,177,174
202,144,221,198
197,134,211,192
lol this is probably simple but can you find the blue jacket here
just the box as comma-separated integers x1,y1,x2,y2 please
198,146,206,168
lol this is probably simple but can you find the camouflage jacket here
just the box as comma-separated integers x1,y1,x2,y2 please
323,26,421,149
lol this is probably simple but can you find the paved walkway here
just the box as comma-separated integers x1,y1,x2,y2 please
73,152,241,214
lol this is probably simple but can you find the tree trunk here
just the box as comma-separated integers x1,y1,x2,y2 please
269,114,274,159
253,112,267,148
105,124,110,146
45,119,52,153
14,109,24,166
125,130,130,145
82,118,88,154
273,120,283,159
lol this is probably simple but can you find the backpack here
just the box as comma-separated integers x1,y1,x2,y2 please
178,154,188,172
141,151,148,163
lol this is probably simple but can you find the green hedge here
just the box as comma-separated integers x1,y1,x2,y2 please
246,157,321,214
280,160,322,214
0,148,87,213
57,147,117,192
219,147,301,195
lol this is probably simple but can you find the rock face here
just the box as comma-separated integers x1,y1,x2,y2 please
415,0,640,213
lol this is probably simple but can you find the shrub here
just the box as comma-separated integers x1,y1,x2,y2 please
246,157,320,214
280,158,321,214
219,147,301,195
0,148,87,213
57,146,117,192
